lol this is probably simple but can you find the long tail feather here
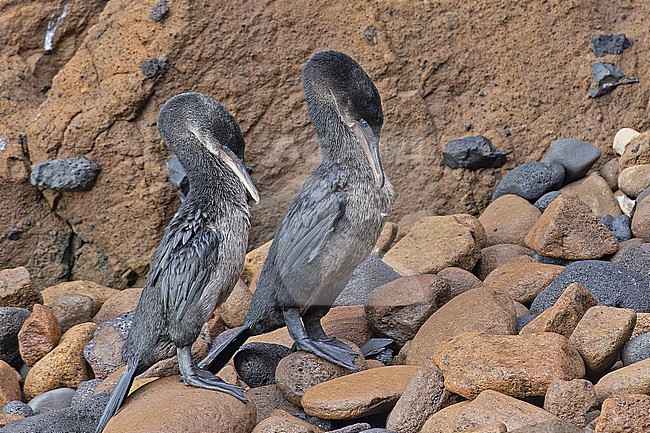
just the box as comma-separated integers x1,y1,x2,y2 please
198,326,251,373
95,361,138,433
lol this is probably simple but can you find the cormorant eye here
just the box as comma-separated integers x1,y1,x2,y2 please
224,146,231,153
360,120,369,127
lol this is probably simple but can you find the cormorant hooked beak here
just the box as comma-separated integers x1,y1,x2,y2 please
351,121,385,189
219,147,260,203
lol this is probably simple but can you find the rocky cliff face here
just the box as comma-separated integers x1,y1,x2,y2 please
1,0,649,289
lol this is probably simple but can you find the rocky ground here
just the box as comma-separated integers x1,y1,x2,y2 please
1,132,649,432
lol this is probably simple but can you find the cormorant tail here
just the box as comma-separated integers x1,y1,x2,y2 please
198,325,251,374
95,361,138,433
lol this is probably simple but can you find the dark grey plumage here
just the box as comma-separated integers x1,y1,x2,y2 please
95,93,258,433
200,50,395,372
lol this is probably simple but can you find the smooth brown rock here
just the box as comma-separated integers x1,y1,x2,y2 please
366,274,450,345
217,279,252,328
395,210,437,241
520,282,597,337
0,360,21,407
301,365,423,419
631,195,650,240
437,267,483,298
383,215,483,275
18,304,61,366
594,358,650,404
386,367,457,433
543,378,597,427
0,267,42,310
432,331,585,399
104,376,256,433
23,322,97,399
578,174,622,216
483,260,564,304
320,305,373,347
569,306,637,377
473,244,534,280
595,394,650,433
247,327,294,348
478,195,541,246
598,159,619,190
253,409,323,433
513,301,531,318
247,384,301,424
454,213,488,249
460,423,507,433
242,240,272,290
374,221,398,256
407,287,516,368
559,178,587,196
631,313,650,339
619,132,650,169
525,194,619,259
93,288,142,323
42,281,119,331
619,165,650,199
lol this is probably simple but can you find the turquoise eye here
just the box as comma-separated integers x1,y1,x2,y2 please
361,120,369,127
224,146,231,152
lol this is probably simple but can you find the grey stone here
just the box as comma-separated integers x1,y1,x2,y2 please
83,311,132,379
234,342,291,388
442,135,507,169
599,214,632,242
27,387,76,414
0,307,31,369
530,260,650,315
335,254,402,306
71,379,102,407
517,314,535,333
1,392,109,433
141,56,168,79
361,430,396,433
291,412,333,430
621,333,650,366
491,162,565,202
29,157,101,192
591,34,631,57
612,243,650,276
534,191,561,212
532,253,574,266
591,63,625,86
543,139,601,184
2,401,34,417
329,424,372,433
166,156,189,201
149,0,169,21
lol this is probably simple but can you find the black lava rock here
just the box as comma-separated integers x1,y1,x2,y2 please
71,379,102,407
149,0,169,21
335,254,402,306
530,260,650,315
141,56,168,79
0,307,31,369
543,139,601,184
599,214,632,242
491,162,565,202
233,342,291,388
612,243,650,276
516,314,535,333
442,135,507,170
2,401,34,418
621,333,650,366
292,413,334,430
531,253,574,266
533,191,561,212
166,156,189,200
29,157,101,192
591,34,631,57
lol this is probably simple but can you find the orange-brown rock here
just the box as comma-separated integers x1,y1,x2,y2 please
631,313,650,339
577,174,622,216
320,305,373,347
595,394,650,433
247,384,301,424
242,240,272,290
0,267,42,310
543,378,597,428
0,360,21,407
631,195,650,240
483,260,563,304
619,132,650,170
520,282,596,337
432,331,585,399
92,288,142,323
594,358,650,404
618,165,650,199
252,409,324,433
383,215,483,275
42,281,119,321
473,244,534,280
461,423,507,433
104,376,256,433
301,365,423,419
598,159,619,190
18,304,61,366
437,266,483,298
0,414,24,428
216,279,252,328
374,221,398,256
524,194,618,259
478,195,541,246
407,287,516,368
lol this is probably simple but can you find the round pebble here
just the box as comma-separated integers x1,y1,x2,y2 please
0,307,31,369
599,214,633,242
621,333,650,366
492,162,565,202
234,342,292,388
27,387,76,413
543,138,601,184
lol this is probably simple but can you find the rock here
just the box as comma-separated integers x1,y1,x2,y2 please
27,387,75,413
437,267,483,298
252,409,324,433
165,156,189,200
395,211,436,241
18,304,61,366
0,414,24,428
442,135,507,169
578,175,621,216
491,162,565,202
336,254,403,306
217,279,252,328
0,307,31,369
0,267,42,310
84,311,132,379
591,34,631,57
559,177,587,196
619,165,650,200
234,342,291,388
242,239,273,288
594,358,650,404
149,0,170,22
373,222,398,256
432,331,585,399
621,333,650,366
569,306,636,377
247,384,301,424
595,394,650,433
533,191,562,212
589,62,627,97
543,378,597,427
0,361,21,408
2,401,33,417
598,159,619,190
520,283,596,337
386,367,457,433
632,313,650,338
29,157,101,192
638,186,650,204
275,348,366,405
479,194,541,246
92,288,142,324
383,215,483,275
614,190,636,216
525,194,619,260
330,424,372,433
23,322,97,400
543,139,601,184
613,128,641,156
620,132,650,170
612,243,650,276
321,305,373,347
365,274,450,346
104,376,255,433
482,260,564,304
599,214,633,242
513,301,531,318
631,194,650,240
407,287,516,368
530,260,650,314
141,56,168,79
301,365,422,419
473,244,533,280
460,423,507,433
71,378,102,407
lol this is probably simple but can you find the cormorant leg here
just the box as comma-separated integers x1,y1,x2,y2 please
303,306,359,353
177,346,248,402
283,307,358,371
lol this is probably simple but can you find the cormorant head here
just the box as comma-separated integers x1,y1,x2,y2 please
302,50,385,189
157,92,259,203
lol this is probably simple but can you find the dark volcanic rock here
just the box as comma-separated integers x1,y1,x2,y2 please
29,157,101,192
491,162,565,202
599,214,632,242
591,34,631,57
621,333,650,366
334,254,402,306
149,0,169,21
543,139,601,184
2,401,33,418
71,379,102,407
442,135,507,169
141,56,168,79
166,156,189,200
530,260,650,315
0,307,31,369
533,191,561,212
612,243,650,276
234,342,292,388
